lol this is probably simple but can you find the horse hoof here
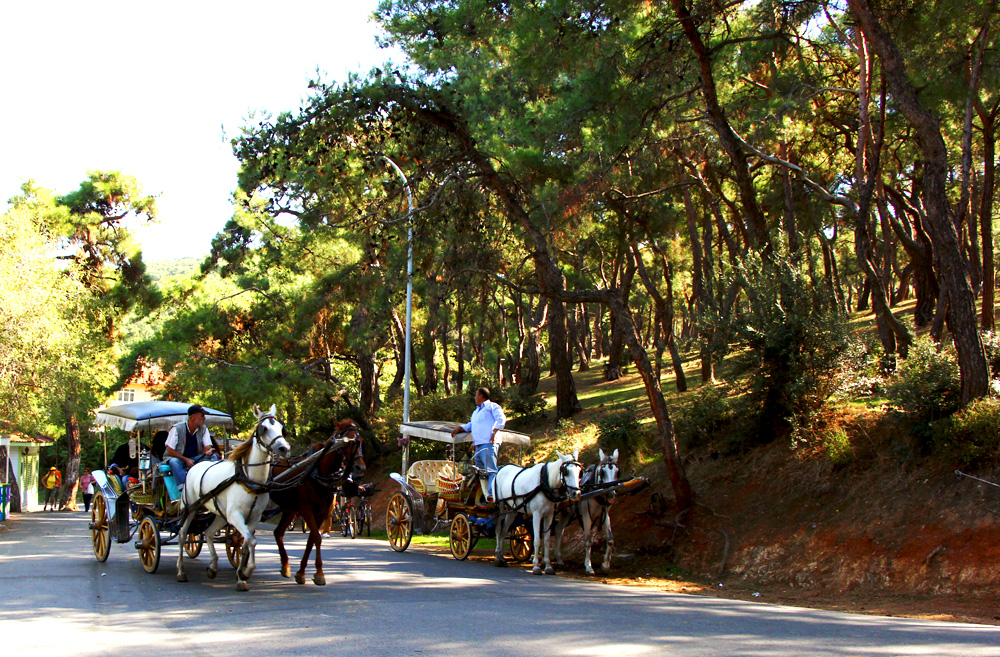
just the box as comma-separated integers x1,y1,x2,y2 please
176,572,188,583
295,573,306,585
493,559,508,568
313,574,326,586
281,565,291,578
585,568,595,575
532,567,544,576
207,568,217,580
545,567,556,575
236,581,249,592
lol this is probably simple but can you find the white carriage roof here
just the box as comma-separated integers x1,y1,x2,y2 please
399,421,531,446
94,401,235,432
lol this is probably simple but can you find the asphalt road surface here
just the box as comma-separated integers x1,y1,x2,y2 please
2,512,999,657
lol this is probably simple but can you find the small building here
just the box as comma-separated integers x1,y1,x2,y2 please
0,430,56,513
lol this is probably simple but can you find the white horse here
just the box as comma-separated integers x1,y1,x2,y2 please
493,451,582,575
553,448,619,574
175,404,291,591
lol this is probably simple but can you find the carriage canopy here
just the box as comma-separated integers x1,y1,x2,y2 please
94,401,236,433
400,420,531,446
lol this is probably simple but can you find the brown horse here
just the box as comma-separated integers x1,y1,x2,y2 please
270,419,365,585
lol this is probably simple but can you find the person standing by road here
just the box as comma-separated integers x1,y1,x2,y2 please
41,466,62,511
451,387,506,503
79,468,96,512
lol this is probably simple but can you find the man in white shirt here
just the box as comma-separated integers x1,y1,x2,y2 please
164,405,219,487
451,387,506,503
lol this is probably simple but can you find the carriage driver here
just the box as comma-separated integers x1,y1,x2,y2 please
165,404,220,490
450,387,506,503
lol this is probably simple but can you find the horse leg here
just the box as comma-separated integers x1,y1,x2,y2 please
228,514,256,591
542,508,556,575
302,504,325,585
493,507,509,567
581,507,595,575
274,511,295,579
203,516,225,579
601,512,614,573
530,510,544,575
175,511,197,583
552,510,569,568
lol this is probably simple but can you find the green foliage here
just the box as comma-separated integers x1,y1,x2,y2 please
735,260,850,441
674,385,739,453
979,330,1000,378
822,428,854,466
936,398,1000,467
885,336,961,425
506,387,547,418
837,334,889,398
597,403,645,458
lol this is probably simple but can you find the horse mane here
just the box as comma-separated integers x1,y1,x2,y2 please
228,439,254,462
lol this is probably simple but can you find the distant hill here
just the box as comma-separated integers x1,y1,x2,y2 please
145,256,202,282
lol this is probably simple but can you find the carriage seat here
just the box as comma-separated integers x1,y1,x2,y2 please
405,460,461,494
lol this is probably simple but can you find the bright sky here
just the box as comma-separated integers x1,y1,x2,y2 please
1,0,400,262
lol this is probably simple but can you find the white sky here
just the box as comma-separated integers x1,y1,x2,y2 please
1,0,399,261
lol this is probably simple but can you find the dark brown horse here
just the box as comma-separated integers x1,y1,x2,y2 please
270,419,365,585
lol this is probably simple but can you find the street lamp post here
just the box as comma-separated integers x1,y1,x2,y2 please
383,156,414,475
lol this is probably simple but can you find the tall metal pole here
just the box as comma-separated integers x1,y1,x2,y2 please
383,156,414,475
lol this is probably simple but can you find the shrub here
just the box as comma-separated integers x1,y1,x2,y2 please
734,259,850,442
506,387,547,418
837,333,888,397
674,385,738,452
597,403,646,458
884,335,961,425
937,398,1000,467
980,330,1000,378
822,428,854,466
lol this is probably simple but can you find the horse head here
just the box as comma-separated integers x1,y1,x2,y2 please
322,419,366,481
251,403,291,459
597,448,620,500
555,450,583,501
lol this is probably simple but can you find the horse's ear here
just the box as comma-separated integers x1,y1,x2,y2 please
599,448,606,461
572,449,579,461
253,404,261,418
268,403,277,417
555,450,564,460
612,448,619,461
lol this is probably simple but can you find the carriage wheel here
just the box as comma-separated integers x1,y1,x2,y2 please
137,516,161,574
225,525,245,568
449,513,474,561
386,492,412,552
91,494,111,562
184,533,204,558
507,524,533,563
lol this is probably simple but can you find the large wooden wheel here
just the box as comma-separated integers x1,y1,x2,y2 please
224,525,245,568
386,491,412,552
449,513,473,561
507,523,533,563
137,516,161,574
91,494,111,562
184,533,204,558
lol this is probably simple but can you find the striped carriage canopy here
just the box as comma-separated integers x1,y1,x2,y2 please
94,401,236,433
399,420,531,446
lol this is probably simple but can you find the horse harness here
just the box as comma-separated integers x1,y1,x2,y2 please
500,457,583,517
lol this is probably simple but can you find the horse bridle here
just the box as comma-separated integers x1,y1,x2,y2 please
253,414,288,453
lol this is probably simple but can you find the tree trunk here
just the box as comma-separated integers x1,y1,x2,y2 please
978,102,997,329
851,0,989,402
61,408,81,511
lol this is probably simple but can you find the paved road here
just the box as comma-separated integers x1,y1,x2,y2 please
2,512,999,657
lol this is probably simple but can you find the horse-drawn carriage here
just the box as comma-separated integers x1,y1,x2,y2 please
88,401,243,573
387,420,649,574
385,421,534,561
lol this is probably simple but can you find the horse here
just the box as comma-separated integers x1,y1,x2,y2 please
269,419,365,585
175,404,291,591
553,448,619,574
492,450,583,575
